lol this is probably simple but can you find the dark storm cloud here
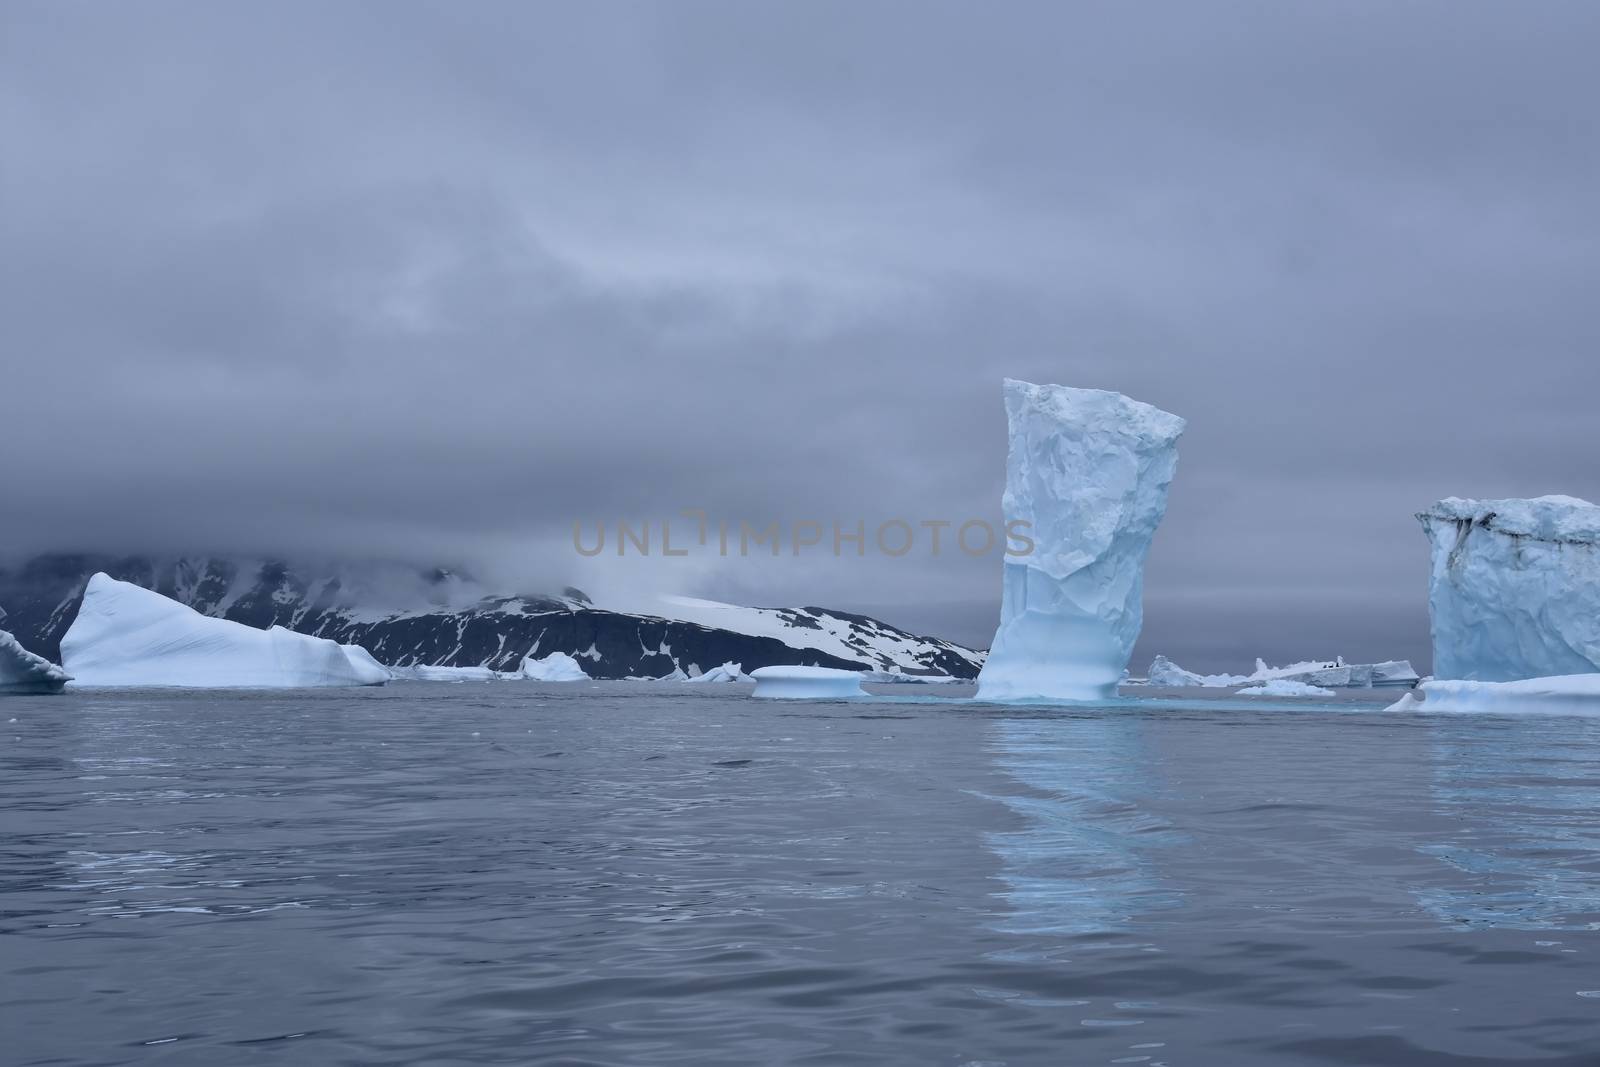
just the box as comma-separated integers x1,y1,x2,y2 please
5,1,1598,668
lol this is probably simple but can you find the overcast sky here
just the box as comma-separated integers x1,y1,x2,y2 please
5,1,1598,669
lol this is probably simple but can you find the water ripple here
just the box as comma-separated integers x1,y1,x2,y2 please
4,686,1600,1064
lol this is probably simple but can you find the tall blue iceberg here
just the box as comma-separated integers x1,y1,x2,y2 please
977,380,1185,703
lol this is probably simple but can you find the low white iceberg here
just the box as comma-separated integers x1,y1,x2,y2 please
60,574,391,688
687,661,746,682
1143,654,1418,689
520,651,590,682
1370,661,1423,687
1249,658,1416,688
1,629,70,694
750,665,865,700
1386,674,1600,715
1236,679,1336,698
1254,657,1343,683
391,664,499,682
1145,654,1247,687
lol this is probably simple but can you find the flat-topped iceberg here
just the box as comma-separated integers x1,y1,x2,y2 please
977,380,1185,702
1419,496,1600,681
749,665,865,699
1,629,70,694
1387,674,1600,715
521,651,590,681
60,573,390,688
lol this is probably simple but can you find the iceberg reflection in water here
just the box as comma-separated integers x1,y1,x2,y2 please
1416,715,1600,930
982,703,1600,942
983,715,1185,935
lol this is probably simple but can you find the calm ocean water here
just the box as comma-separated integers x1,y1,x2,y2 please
5,682,1600,1065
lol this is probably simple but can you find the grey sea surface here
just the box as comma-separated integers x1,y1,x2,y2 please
4,681,1600,1065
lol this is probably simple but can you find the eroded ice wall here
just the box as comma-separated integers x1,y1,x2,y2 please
1420,495,1600,681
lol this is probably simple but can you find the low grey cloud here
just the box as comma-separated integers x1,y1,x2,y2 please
5,1,1598,670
